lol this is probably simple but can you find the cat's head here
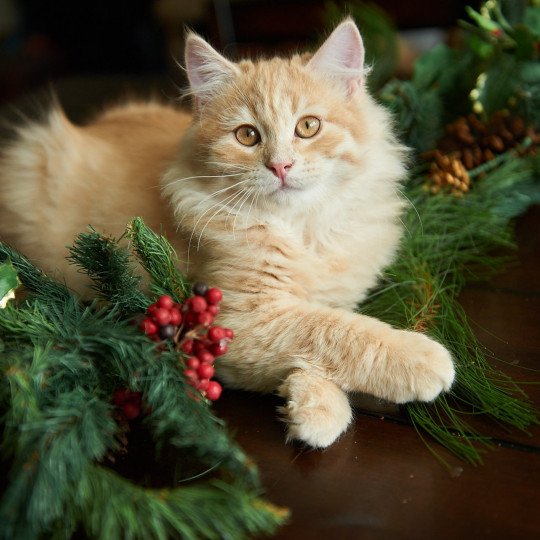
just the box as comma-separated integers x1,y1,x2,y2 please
174,20,402,215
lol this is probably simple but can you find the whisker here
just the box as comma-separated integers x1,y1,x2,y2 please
163,171,245,188
188,190,242,254
396,187,423,235
194,178,252,208
231,187,254,240
196,188,248,251
204,161,253,172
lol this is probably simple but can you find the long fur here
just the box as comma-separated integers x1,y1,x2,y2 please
0,21,454,447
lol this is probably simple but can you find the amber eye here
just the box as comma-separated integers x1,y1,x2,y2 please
295,116,321,138
235,125,261,146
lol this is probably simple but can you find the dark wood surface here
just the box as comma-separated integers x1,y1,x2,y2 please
213,208,540,540
2,79,539,540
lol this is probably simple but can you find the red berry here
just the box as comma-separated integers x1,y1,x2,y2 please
190,295,207,313
197,363,215,379
113,388,130,406
196,350,215,364
153,308,171,326
157,295,174,310
192,339,205,353
169,308,182,326
184,369,198,386
123,402,141,419
181,339,194,354
207,304,220,316
140,317,158,335
197,378,210,391
224,328,234,339
147,303,158,316
210,342,228,357
184,312,198,327
198,311,214,327
207,326,226,343
206,287,222,305
186,357,200,370
206,381,222,401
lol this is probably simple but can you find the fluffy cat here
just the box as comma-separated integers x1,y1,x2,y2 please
0,20,454,448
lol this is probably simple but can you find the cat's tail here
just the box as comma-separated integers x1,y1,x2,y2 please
0,103,84,269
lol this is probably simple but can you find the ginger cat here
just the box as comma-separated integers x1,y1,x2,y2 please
0,20,454,447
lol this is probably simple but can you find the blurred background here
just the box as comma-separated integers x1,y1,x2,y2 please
0,0,480,110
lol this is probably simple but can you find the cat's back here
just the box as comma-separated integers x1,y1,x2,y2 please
0,101,191,284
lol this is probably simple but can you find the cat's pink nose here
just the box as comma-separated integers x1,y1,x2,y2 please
266,161,293,183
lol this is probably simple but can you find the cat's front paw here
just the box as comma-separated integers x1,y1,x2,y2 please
277,369,352,448
364,329,455,404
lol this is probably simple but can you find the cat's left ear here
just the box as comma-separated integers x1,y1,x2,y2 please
308,19,366,96
184,33,239,104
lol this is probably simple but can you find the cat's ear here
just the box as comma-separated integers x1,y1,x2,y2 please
184,33,239,103
308,19,366,96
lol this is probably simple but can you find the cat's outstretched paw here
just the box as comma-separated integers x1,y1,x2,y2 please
363,329,455,404
277,369,352,448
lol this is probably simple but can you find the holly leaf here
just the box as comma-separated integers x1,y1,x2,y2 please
0,261,19,308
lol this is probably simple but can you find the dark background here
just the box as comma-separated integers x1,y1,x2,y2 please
0,0,479,106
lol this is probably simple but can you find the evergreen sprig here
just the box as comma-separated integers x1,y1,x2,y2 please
358,0,540,463
127,217,191,302
68,227,148,314
361,152,540,464
0,220,287,539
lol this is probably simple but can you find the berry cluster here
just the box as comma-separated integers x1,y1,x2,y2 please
138,282,233,401
113,388,143,420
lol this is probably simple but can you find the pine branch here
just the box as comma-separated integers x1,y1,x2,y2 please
361,164,540,463
73,466,287,540
68,228,148,314
0,241,71,304
0,254,283,538
127,217,191,302
141,351,260,489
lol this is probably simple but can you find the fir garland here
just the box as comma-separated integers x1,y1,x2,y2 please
366,0,540,464
0,221,288,539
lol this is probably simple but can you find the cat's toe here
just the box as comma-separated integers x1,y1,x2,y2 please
277,369,352,448
395,331,455,403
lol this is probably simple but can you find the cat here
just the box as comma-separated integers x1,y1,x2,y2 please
0,20,454,448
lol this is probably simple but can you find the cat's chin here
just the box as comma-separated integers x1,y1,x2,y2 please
269,185,306,205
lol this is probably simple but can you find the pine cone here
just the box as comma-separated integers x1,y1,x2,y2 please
426,151,470,196
424,110,536,196
439,110,527,169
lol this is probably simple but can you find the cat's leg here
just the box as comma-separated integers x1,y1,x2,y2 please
277,368,353,448
221,297,454,405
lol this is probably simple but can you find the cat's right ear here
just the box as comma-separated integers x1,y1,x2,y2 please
184,33,239,104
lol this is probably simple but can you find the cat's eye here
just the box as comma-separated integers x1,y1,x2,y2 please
235,125,261,147
295,116,321,138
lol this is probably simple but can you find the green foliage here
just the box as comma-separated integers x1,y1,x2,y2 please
68,228,148,314
379,80,443,152
377,0,540,164
360,117,540,465
0,219,288,539
127,217,191,302
0,261,18,308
